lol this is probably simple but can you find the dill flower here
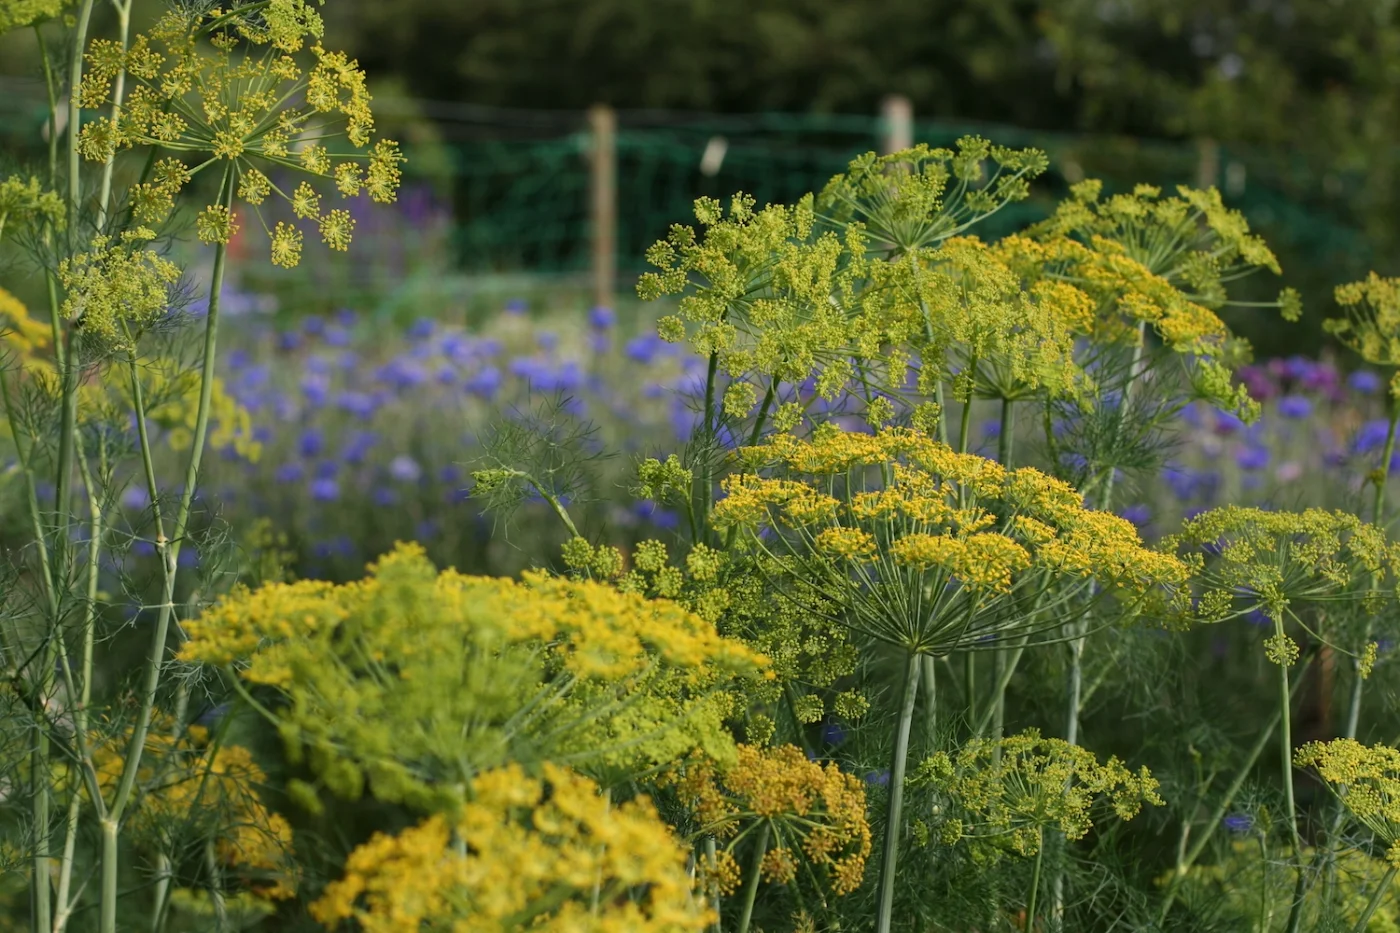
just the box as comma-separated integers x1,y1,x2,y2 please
1295,739,1400,866
712,426,1187,656
179,543,768,811
76,0,403,266
910,728,1163,860
56,236,181,354
667,744,872,898
816,139,1048,256
1163,506,1400,637
310,761,712,932
1327,272,1400,370
0,174,63,237
0,0,67,34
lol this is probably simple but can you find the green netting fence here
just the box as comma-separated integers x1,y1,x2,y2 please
0,82,1379,287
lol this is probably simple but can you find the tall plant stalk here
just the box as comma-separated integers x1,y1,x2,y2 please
875,652,922,933
99,166,235,933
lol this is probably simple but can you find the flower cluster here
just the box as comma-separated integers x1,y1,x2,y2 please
310,761,712,932
180,542,767,810
78,718,297,900
0,0,65,35
712,426,1187,654
1295,739,1400,866
668,744,871,897
77,0,403,265
1327,272,1400,374
1163,506,1400,643
56,235,181,354
911,728,1163,860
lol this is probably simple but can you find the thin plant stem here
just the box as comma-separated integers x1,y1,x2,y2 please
704,836,721,933
101,166,235,933
1352,864,1399,933
1275,616,1305,933
1026,828,1044,932
696,350,719,544
991,399,1015,747
921,654,938,747
1157,658,1311,922
94,0,133,231
875,651,921,933
736,823,770,933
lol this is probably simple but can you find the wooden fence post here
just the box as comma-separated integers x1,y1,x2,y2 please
880,95,913,155
589,104,617,311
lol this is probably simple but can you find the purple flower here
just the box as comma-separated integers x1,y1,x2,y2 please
589,305,615,330
1213,410,1246,434
121,486,150,511
625,333,665,365
504,298,527,315
302,315,326,336
865,771,891,787
1223,814,1253,834
1235,446,1270,471
309,478,340,502
226,348,250,370
341,430,378,465
376,358,428,391
1355,419,1394,455
277,331,302,351
336,391,379,419
1349,370,1383,395
302,373,331,407
821,721,847,745
408,317,435,340
370,486,398,507
415,519,439,540
465,366,501,398
1120,504,1151,527
335,308,358,328
1277,395,1313,419
436,364,458,385
536,331,558,352
274,462,305,484
324,325,352,347
298,427,324,459
389,455,423,483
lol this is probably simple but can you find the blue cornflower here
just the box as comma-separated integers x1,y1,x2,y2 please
1213,410,1245,434
1120,504,1151,527
981,419,1001,440
177,548,199,569
1349,370,1383,395
465,366,502,399
625,333,664,365
415,519,439,540
407,317,435,340
302,315,326,336
821,721,847,745
277,330,302,351
1277,395,1313,419
132,540,156,557
122,486,150,511
334,308,358,328
589,305,615,330
298,427,324,459
335,391,379,419
370,486,399,507
196,703,230,727
1235,446,1270,471
274,462,305,484
324,325,352,347
376,358,429,391
302,373,331,407
436,364,458,385
1355,419,1394,454
865,771,891,787
305,354,333,375
389,455,423,483
341,431,379,465
505,298,527,315
226,348,250,370
537,331,558,352
439,332,471,363
309,478,340,502
439,465,464,484
1223,814,1253,834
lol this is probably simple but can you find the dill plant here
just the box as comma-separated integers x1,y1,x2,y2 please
0,0,401,928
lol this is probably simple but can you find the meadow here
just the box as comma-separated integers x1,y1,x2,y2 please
6,1,1400,931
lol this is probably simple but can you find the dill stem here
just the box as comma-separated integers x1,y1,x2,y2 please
876,652,921,933
102,166,234,933
991,399,1015,747
1025,828,1044,932
736,823,770,933
1352,865,1399,933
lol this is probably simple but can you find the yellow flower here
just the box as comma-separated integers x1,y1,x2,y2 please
310,762,712,932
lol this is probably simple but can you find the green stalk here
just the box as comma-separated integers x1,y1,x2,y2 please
94,0,133,231
735,823,770,933
704,836,721,933
101,167,235,933
1275,616,1305,933
1352,865,1399,933
1158,662,1309,923
921,654,938,747
1025,828,1045,932
991,399,1015,747
696,350,720,544
875,651,921,933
